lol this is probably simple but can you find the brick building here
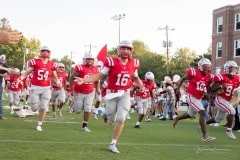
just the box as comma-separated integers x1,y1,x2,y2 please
212,3,240,73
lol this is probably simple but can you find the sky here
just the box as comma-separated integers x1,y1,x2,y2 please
1,0,240,63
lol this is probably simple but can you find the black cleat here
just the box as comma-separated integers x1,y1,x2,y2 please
134,125,141,128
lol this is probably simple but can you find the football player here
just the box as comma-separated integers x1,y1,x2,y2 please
50,63,68,118
173,58,216,142
69,52,100,133
207,61,240,139
134,71,156,128
74,40,144,153
20,46,59,131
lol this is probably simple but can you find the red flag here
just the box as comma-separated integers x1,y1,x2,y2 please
97,44,107,62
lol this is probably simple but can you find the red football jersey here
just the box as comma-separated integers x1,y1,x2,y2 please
8,75,22,91
186,68,213,99
74,64,99,94
104,57,140,90
22,77,28,89
52,71,68,90
28,58,57,86
65,82,72,93
136,80,155,99
214,73,240,101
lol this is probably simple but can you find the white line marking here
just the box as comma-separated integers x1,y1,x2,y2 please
0,139,239,148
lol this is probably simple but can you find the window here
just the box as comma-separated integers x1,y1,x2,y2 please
234,40,240,56
216,42,222,58
217,16,223,33
235,13,240,30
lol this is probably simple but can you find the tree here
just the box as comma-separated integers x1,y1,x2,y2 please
131,40,166,81
0,18,11,29
0,18,40,70
59,55,75,76
170,47,198,76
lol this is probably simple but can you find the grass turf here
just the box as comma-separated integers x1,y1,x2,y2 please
0,105,240,160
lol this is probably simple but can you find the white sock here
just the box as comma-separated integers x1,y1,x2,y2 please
111,139,117,144
38,121,43,126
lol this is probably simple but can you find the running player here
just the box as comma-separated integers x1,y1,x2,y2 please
20,46,59,131
173,58,216,142
74,40,144,153
207,61,240,139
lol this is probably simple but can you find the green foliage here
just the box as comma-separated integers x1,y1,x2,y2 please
170,47,198,76
130,40,166,82
0,37,40,70
0,18,40,70
59,55,75,76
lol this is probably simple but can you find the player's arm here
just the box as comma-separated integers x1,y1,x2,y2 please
132,76,144,92
69,71,79,91
95,80,101,95
20,67,33,80
177,75,188,89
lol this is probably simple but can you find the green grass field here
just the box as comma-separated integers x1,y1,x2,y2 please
0,103,240,160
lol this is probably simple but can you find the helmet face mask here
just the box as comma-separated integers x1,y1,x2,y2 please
202,64,212,73
58,63,65,72
83,53,95,66
117,40,134,59
85,58,94,66
40,46,51,59
145,72,154,82
117,47,133,59
40,50,50,58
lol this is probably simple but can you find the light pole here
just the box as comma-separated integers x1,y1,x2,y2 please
157,25,175,75
23,44,28,71
111,14,126,43
84,44,97,54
